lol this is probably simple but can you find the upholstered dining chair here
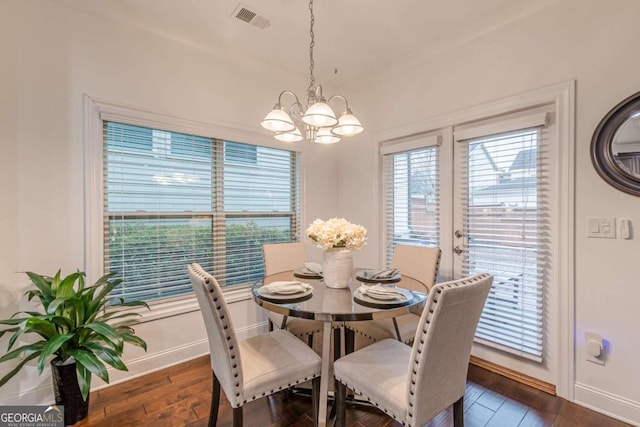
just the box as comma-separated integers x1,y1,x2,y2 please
188,263,322,427
344,245,441,347
334,273,493,427
262,242,338,350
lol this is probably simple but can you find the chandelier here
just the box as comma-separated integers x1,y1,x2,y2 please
260,0,364,144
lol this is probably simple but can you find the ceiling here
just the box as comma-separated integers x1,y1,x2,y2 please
59,0,557,89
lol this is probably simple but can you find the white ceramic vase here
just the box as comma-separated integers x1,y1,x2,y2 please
322,248,353,288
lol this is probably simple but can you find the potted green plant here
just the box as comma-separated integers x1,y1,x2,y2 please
0,270,148,425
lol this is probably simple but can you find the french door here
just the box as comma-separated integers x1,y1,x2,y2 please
450,106,558,383
382,104,559,384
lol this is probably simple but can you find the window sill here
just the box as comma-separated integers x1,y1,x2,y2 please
136,285,254,323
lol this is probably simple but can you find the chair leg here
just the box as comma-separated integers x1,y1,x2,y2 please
453,396,464,427
232,406,243,427
307,333,314,348
392,317,402,341
209,371,220,427
335,381,347,427
344,328,355,355
280,315,289,330
311,376,320,427
333,327,341,360
268,318,274,332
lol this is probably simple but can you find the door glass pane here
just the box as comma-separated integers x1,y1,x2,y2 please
386,147,439,264
463,130,544,361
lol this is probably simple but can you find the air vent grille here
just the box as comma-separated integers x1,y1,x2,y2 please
232,4,271,29
236,7,256,24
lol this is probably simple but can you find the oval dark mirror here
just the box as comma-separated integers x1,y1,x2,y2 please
591,91,640,196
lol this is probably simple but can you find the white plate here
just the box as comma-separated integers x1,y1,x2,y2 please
258,286,313,300
293,268,322,279
353,289,413,308
356,270,401,284
364,290,406,301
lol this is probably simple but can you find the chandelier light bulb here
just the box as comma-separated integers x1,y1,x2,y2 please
315,127,341,144
332,111,364,136
302,101,338,128
275,127,304,142
260,107,296,133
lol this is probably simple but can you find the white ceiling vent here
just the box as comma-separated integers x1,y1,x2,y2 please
232,4,271,29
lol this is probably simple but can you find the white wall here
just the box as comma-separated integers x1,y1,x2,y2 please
338,0,640,424
0,0,339,404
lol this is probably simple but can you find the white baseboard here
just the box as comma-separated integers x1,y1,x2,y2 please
1,321,269,405
100,320,269,389
574,382,640,426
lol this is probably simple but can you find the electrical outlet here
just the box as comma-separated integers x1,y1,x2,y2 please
586,332,605,365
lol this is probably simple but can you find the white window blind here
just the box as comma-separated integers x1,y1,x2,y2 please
104,122,299,303
456,117,550,362
382,136,440,265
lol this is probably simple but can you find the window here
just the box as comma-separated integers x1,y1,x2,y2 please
381,135,440,265
103,121,299,304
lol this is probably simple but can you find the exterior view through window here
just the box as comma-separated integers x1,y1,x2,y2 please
460,129,547,361
103,122,299,303
384,145,440,264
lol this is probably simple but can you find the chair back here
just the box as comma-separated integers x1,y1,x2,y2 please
407,273,492,426
188,263,245,406
391,244,441,292
262,242,307,275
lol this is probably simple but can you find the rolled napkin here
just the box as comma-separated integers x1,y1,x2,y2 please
358,284,406,299
363,268,399,280
262,281,312,294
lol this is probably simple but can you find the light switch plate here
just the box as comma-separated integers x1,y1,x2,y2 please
587,217,616,238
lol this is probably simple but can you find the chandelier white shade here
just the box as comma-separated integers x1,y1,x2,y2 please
275,127,303,142
315,127,341,144
260,0,363,143
260,106,295,132
301,100,339,128
333,109,364,136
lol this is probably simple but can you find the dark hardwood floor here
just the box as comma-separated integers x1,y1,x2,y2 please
76,355,630,427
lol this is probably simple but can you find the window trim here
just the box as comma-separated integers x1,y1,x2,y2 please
84,95,299,321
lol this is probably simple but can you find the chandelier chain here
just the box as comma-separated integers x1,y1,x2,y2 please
307,0,315,95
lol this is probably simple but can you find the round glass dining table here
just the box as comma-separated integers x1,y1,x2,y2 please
251,269,427,427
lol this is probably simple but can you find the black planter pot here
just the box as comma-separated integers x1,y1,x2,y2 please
51,358,89,426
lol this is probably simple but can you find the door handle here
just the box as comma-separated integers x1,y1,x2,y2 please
453,246,463,255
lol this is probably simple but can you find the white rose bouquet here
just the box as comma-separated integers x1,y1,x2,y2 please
306,217,367,251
